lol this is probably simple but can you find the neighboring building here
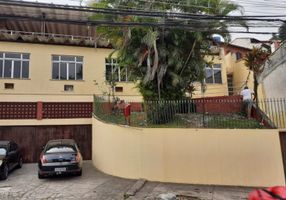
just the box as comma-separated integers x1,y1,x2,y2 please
192,42,254,98
231,37,281,53
259,41,286,98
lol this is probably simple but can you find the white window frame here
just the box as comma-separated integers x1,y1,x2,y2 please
105,58,128,82
52,55,83,81
0,52,30,79
205,64,222,84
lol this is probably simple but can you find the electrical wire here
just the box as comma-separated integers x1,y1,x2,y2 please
0,0,285,36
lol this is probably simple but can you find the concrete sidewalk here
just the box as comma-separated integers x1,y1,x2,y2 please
0,161,253,200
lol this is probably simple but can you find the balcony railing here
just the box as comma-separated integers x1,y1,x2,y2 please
0,29,109,47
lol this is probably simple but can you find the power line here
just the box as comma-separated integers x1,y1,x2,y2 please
0,0,284,37
0,14,279,35
1,0,286,21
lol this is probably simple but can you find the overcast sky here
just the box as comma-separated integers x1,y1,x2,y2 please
25,0,285,41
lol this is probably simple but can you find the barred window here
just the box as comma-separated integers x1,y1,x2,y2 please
205,64,222,84
0,52,30,79
105,58,130,82
52,55,83,80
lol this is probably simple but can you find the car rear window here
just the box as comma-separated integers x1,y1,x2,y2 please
0,148,7,156
45,145,76,154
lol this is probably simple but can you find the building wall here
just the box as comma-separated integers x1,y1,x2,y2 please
0,41,266,102
263,67,286,98
92,117,285,187
232,60,253,95
192,55,229,98
224,52,234,74
261,42,286,98
0,41,141,102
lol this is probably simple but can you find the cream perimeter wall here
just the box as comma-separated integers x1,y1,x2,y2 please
93,117,285,187
0,42,141,102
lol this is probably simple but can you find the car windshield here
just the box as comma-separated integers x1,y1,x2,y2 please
45,145,76,154
0,148,7,156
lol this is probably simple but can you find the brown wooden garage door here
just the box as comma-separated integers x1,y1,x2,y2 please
0,125,92,163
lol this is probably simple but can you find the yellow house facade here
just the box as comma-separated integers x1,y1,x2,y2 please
192,43,255,98
0,41,142,102
0,40,263,103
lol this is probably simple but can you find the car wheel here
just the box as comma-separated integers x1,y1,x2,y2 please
75,170,82,176
0,164,8,180
38,172,44,179
17,157,23,169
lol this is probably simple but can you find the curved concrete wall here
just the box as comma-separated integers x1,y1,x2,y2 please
92,117,285,187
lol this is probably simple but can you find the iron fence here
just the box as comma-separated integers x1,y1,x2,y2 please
93,95,286,129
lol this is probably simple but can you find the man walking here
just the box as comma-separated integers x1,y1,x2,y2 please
240,86,254,119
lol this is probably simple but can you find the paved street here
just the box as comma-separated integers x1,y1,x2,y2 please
0,161,253,200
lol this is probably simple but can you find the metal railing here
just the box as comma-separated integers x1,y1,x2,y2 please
93,95,286,129
0,29,94,41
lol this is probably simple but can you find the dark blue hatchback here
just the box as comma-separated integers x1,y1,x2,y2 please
38,139,83,179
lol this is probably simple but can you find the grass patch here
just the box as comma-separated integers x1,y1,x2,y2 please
206,117,264,129
96,112,266,129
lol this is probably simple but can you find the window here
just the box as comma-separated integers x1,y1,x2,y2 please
4,83,14,89
115,86,123,92
0,148,6,156
64,85,74,92
105,58,130,82
236,52,242,61
205,64,222,84
0,52,30,79
45,146,76,154
9,142,18,152
52,55,83,80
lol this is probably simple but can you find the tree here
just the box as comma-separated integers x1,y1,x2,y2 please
279,22,286,41
244,47,269,103
91,0,241,100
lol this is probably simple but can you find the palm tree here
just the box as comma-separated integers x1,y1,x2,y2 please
244,47,269,103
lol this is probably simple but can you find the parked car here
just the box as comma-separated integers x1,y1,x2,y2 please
38,139,83,179
0,141,23,180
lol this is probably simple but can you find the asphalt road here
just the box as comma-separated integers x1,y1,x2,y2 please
0,161,253,200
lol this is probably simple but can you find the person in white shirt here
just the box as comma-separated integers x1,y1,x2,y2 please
240,86,254,119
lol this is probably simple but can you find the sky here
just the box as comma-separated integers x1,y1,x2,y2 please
25,0,286,41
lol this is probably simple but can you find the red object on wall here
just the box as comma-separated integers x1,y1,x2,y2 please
124,104,131,117
248,186,286,200
37,102,43,120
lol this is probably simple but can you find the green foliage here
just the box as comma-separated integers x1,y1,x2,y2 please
90,0,240,100
279,22,286,41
